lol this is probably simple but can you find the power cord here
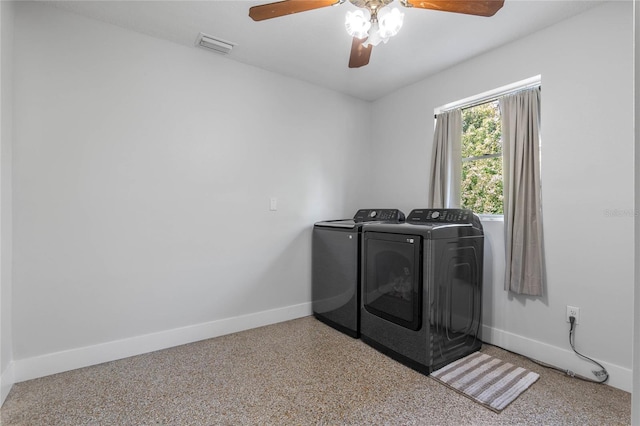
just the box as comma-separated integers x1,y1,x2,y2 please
568,315,609,384
482,317,609,384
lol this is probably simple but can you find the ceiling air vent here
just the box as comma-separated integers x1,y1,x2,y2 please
195,33,235,55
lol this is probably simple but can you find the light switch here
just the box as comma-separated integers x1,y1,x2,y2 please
269,197,277,211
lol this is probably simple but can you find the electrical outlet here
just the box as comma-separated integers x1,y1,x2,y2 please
566,305,580,324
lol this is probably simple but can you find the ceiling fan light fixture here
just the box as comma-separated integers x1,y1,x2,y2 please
345,9,372,39
378,7,404,38
249,0,505,69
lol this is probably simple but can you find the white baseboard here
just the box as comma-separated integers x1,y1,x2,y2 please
482,324,632,392
0,361,15,406
14,302,312,384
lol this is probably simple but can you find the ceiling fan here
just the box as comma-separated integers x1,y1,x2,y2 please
249,0,505,68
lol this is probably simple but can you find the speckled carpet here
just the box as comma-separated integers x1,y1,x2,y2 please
0,316,631,425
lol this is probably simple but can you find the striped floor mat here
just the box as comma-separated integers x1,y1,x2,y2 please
430,351,540,413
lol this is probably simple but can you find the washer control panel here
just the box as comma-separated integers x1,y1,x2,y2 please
407,209,474,224
353,209,405,223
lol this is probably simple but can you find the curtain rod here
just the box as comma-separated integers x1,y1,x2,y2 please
434,76,541,118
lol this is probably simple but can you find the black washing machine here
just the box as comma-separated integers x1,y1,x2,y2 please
312,209,405,337
360,208,483,373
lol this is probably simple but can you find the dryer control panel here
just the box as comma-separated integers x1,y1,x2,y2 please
407,208,474,224
353,209,405,223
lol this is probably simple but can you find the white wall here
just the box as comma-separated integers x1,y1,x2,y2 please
369,1,634,391
11,2,371,380
0,0,15,405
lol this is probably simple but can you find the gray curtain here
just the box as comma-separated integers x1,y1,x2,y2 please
500,87,545,296
429,109,462,208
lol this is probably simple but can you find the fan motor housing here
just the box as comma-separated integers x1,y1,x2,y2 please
349,0,394,10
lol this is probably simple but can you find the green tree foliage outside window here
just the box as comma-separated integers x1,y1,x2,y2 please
461,101,503,214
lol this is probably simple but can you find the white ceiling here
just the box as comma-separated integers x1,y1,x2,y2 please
42,0,608,101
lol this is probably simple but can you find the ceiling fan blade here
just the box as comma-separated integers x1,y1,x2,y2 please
402,0,505,17
249,0,342,21
348,37,372,68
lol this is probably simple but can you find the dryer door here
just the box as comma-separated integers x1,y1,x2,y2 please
363,232,422,331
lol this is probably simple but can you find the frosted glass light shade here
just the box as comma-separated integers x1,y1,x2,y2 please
378,7,404,38
345,9,372,39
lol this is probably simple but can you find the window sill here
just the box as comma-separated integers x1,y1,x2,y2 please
478,214,504,222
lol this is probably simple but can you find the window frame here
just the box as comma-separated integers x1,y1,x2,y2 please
433,75,541,219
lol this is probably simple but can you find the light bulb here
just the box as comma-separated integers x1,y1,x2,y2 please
345,9,371,39
378,7,404,38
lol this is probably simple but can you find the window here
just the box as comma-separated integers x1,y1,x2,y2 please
432,75,541,216
461,101,503,215
431,77,545,296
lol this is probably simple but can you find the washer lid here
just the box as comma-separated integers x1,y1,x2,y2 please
314,219,357,229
